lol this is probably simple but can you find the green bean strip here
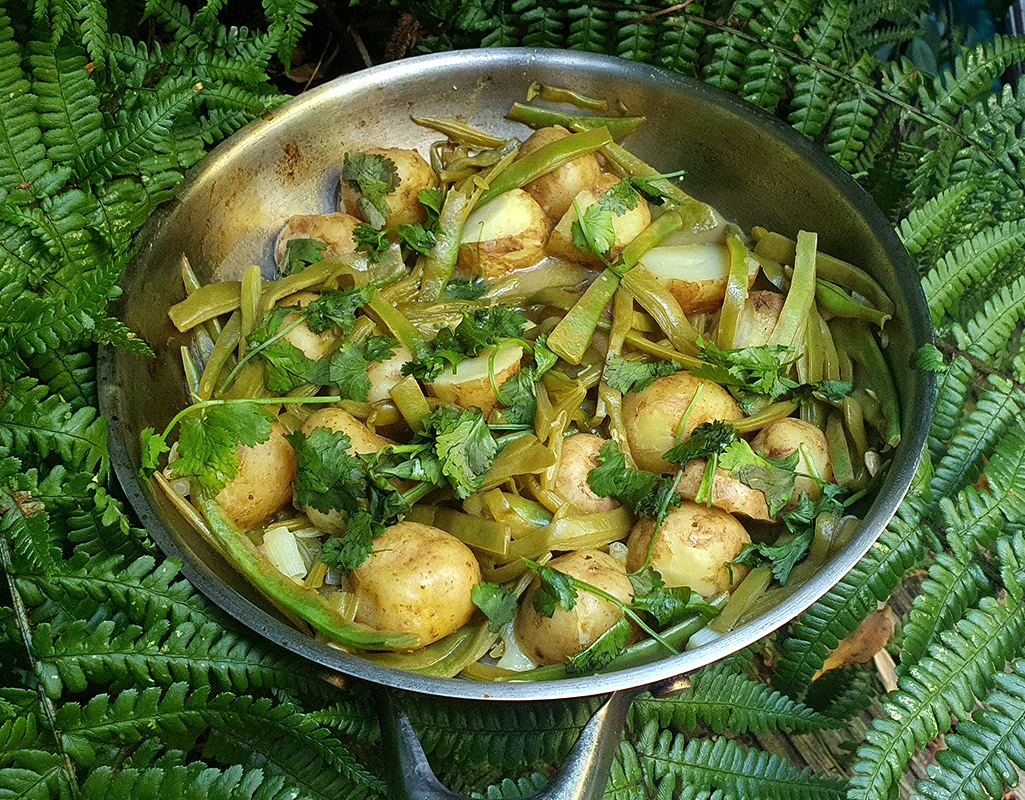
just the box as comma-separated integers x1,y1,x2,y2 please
411,116,511,149
751,251,788,290
826,411,855,487
238,264,262,359
526,83,609,112
768,230,816,351
732,400,800,433
816,279,891,328
181,255,222,339
620,265,701,356
198,311,241,400
194,492,419,650
475,126,613,208
616,329,703,370
389,376,430,432
418,189,475,301
363,626,480,671
180,346,201,396
506,102,644,141
405,505,512,557
365,295,429,359
707,566,773,634
169,280,242,332
817,310,841,382
752,227,895,316
831,318,900,448
481,436,556,489
717,230,750,349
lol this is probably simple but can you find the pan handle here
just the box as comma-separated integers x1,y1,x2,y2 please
377,686,646,800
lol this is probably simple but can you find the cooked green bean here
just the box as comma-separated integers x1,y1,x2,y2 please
826,411,855,487
506,102,643,141
831,318,900,448
412,116,511,149
768,230,816,351
198,311,240,400
717,230,750,349
816,278,891,328
389,376,431,432
526,83,609,112
707,566,772,634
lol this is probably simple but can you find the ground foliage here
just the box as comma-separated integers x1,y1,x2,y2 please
3,0,1025,798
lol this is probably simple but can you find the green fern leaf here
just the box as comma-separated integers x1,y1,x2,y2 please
787,0,849,138
615,13,657,64
920,35,1025,124
27,350,95,412
635,721,845,800
262,0,315,68
774,497,926,697
703,23,756,95
802,664,881,720
512,0,564,48
950,274,1025,361
739,0,816,112
823,54,882,172
631,669,838,734
0,457,58,576
897,180,976,255
913,657,1025,800
927,356,974,466
0,712,68,799
478,772,548,799
921,220,1025,325
28,42,103,166
654,10,703,76
79,763,296,800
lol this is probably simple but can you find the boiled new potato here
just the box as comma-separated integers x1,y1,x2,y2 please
278,291,337,361
298,408,395,533
639,244,758,314
518,126,603,220
623,372,744,473
352,521,481,646
733,290,785,348
675,460,771,521
553,433,619,515
515,550,633,666
339,148,439,228
626,501,751,597
274,213,362,264
216,420,295,530
367,344,413,404
547,174,651,265
457,189,549,279
427,342,523,415
751,418,832,509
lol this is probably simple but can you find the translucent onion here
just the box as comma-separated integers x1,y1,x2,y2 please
259,526,307,582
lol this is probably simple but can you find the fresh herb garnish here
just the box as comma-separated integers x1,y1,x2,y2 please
566,616,632,674
603,354,680,394
352,223,390,261
663,421,739,505
718,439,799,517
403,305,528,382
629,569,715,627
496,334,558,425
587,440,682,524
397,223,436,255
342,152,400,230
734,530,813,584
693,341,799,411
471,582,518,632
276,238,328,279
445,278,490,300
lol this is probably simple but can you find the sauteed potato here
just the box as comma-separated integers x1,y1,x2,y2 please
146,84,901,680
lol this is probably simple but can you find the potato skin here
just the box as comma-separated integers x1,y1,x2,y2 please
427,342,523,416
274,213,362,264
515,550,633,666
623,372,744,473
299,409,394,533
751,418,832,509
352,521,481,646
734,291,785,348
639,244,758,314
547,174,651,265
339,148,438,228
367,344,413,404
518,126,603,221
554,433,618,514
279,291,337,361
457,189,549,279
216,421,296,530
675,460,772,521
626,501,751,597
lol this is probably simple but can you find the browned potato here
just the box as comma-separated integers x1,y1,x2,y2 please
299,408,394,533
751,418,832,509
277,291,338,361
675,460,772,521
274,213,362,264
427,342,523,415
352,521,481,646
626,501,751,597
367,344,413,404
622,372,744,473
639,244,758,314
518,126,603,220
514,550,633,666
339,148,439,228
553,433,619,514
216,421,295,530
547,174,651,265
733,290,785,348
457,189,549,279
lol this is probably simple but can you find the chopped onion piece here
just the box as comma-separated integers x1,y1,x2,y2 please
259,525,307,582
496,622,536,672
685,625,721,651
608,541,629,566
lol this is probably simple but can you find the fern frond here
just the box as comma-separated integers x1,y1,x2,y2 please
823,54,882,172
927,356,974,466
512,0,564,49
921,220,1025,325
919,35,1025,124
914,657,1025,800
803,664,881,720
848,594,1025,800
262,0,315,67
655,11,703,76
739,0,816,112
950,274,1025,362
79,763,296,800
773,497,925,697
635,721,845,800
631,670,838,734
26,350,95,412
481,772,549,799
703,19,756,95
897,179,976,255
27,41,103,167
787,0,849,139
615,12,658,64
0,457,57,576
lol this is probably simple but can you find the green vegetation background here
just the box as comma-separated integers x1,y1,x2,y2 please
3,0,1025,798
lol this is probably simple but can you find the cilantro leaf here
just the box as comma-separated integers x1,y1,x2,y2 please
363,335,398,364
812,380,853,404
692,342,798,406
565,616,631,675
598,181,640,215
404,306,528,382
320,511,384,574
471,582,518,632
496,334,559,425
532,334,558,378
417,187,445,226
307,337,396,402
139,427,170,476
286,427,362,515
587,440,659,511
342,152,400,230
352,223,390,261
304,286,374,335
168,403,274,492
276,238,326,278
260,340,311,393
419,406,499,498
604,355,680,394
718,439,797,516
734,530,813,584
781,483,845,531
445,278,489,300
624,169,688,205
629,570,709,626
571,202,616,256
397,223,436,255
663,421,738,466
525,559,578,617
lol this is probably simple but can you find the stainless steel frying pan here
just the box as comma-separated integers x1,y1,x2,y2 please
98,48,935,800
